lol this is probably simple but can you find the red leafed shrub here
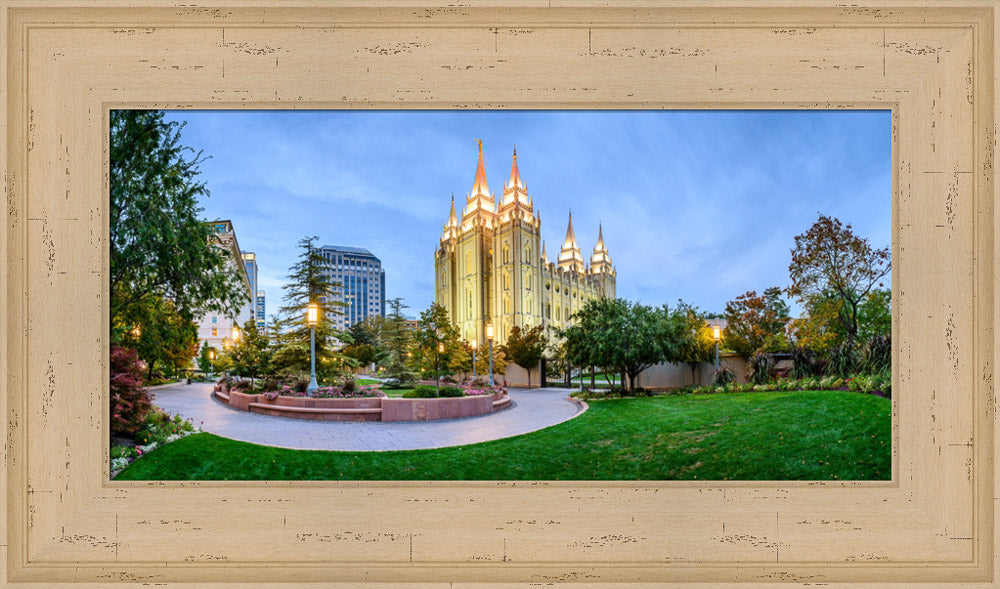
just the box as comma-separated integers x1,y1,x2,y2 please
110,345,152,437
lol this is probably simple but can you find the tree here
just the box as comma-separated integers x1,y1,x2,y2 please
787,214,890,352
673,302,716,384
229,319,271,388
119,294,198,380
722,287,790,360
341,316,388,371
501,325,547,387
560,298,676,392
275,236,345,379
196,340,213,374
110,110,248,336
856,287,891,342
410,303,463,384
382,298,415,383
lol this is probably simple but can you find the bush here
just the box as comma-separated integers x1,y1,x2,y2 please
340,375,357,394
439,386,464,397
382,378,402,389
291,377,310,393
861,335,891,375
825,343,857,379
748,353,775,385
404,385,440,398
110,346,153,438
712,366,735,386
790,346,817,379
260,376,282,392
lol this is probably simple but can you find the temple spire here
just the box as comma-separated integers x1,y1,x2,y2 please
448,193,457,227
464,139,495,218
507,146,524,191
471,138,489,197
591,221,612,271
558,209,585,271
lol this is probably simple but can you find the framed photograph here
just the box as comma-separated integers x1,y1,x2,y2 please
2,1,994,586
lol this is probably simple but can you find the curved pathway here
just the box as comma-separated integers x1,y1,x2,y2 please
150,382,584,451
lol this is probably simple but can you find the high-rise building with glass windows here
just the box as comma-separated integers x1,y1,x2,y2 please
255,290,266,332
319,245,386,330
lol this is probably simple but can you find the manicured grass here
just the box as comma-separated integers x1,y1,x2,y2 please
115,391,890,481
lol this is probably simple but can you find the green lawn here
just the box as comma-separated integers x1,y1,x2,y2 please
115,391,890,481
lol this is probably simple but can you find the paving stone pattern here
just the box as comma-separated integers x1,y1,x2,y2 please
150,383,584,451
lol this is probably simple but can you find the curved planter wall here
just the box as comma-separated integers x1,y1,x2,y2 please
215,385,510,422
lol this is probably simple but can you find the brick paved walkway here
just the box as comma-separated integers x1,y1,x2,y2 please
150,382,584,451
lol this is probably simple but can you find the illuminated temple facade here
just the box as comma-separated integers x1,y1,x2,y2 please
434,142,616,346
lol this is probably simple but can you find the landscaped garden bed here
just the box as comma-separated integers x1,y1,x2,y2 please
214,377,510,422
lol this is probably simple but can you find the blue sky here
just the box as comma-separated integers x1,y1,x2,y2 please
163,110,891,319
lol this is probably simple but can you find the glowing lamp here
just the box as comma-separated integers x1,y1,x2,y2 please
307,302,318,327
486,323,494,340
712,325,721,341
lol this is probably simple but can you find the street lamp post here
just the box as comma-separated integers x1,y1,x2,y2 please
712,325,721,373
486,323,494,387
208,348,215,381
436,341,445,395
471,338,477,381
307,302,318,395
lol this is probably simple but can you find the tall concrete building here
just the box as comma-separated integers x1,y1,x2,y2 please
319,245,386,330
435,142,616,346
196,220,255,352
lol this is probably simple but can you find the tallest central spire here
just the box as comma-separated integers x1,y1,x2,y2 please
471,138,489,197
464,138,495,218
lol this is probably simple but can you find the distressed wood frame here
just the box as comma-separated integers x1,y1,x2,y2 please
1,1,996,586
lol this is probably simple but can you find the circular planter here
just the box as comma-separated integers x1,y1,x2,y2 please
214,384,509,422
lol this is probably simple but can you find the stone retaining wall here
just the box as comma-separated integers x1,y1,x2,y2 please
214,385,509,422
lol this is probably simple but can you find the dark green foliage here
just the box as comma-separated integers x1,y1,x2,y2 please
109,110,248,331
340,375,357,394
501,325,547,387
196,341,213,374
560,298,686,392
404,385,440,398
748,352,774,385
116,392,891,481
260,376,282,392
272,236,345,378
712,366,735,386
228,320,271,388
860,334,891,375
438,386,464,397
825,342,857,378
790,346,817,379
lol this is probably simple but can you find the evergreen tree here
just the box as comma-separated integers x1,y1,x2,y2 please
276,236,345,379
382,297,415,383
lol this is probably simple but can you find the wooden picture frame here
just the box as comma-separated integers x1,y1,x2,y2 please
1,1,995,585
